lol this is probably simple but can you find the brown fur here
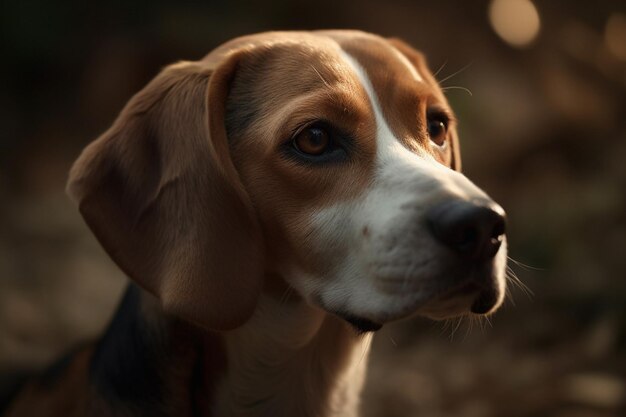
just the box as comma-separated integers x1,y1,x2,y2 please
66,56,266,332
6,30,465,417
387,37,462,170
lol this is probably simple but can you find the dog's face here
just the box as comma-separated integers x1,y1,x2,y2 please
224,32,507,329
68,30,507,331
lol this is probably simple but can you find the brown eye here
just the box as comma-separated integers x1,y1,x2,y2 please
427,118,447,147
293,127,331,155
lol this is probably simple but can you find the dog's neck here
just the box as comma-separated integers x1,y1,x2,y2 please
99,284,372,417
213,294,372,417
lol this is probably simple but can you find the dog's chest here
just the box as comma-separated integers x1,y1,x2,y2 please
210,296,371,417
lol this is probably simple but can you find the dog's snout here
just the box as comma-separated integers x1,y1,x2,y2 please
427,200,506,261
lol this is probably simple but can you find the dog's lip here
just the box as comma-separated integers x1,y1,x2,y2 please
335,311,383,334
420,280,502,318
470,286,499,314
314,276,498,327
314,296,384,333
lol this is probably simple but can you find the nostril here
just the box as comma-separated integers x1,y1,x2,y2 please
484,215,506,257
450,225,478,252
492,216,506,239
427,200,506,261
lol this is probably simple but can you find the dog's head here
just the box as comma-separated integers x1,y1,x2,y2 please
68,30,507,332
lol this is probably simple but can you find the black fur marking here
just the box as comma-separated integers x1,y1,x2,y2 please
189,355,204,417
39,347,80,388
90,284,167,415
0,347,83,412
0,371,32,414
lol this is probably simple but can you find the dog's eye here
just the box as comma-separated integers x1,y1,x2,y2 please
427,117,448,147
286,122,350,164
293,127,331,155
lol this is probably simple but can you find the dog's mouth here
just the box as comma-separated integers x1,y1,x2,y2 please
329,279,501,330
334,310,383,334
469,285,500,314
417,278,502,319
312,293,383,333
313,264,504,331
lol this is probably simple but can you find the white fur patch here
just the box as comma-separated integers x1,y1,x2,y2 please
286,47,507,324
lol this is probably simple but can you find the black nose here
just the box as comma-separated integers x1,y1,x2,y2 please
427,200,506,261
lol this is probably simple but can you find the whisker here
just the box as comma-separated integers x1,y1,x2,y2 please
440,318,453,336
463,316,473,341
438,62,473,85
479,316,487,333
508,256,544,271
504,285,516,306
506,266,534,297
507,277,528,299
310,64,335,101
472,315,479,332
389,336,398,348
310,64,331,89
442,85,473,96
449,316,463,341
433,60,448,78
507,264,528,289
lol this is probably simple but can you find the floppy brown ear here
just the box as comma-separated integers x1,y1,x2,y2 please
67,57,264,330
387,38,462,172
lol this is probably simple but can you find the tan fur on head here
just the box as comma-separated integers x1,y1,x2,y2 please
387,37,462,171
67,56,265,331
55,30,508,417
68,29,505,333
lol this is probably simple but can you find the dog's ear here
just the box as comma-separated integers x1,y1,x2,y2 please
67,56,264,330
386,38,462,171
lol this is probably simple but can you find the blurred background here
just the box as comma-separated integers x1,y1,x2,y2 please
1,0,625,416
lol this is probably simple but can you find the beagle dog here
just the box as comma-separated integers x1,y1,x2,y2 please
4,30,507,417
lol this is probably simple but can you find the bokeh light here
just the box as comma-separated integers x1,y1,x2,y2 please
489,0,541,47
605,13,626,61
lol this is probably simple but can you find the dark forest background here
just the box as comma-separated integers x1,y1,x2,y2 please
1,1,625,416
